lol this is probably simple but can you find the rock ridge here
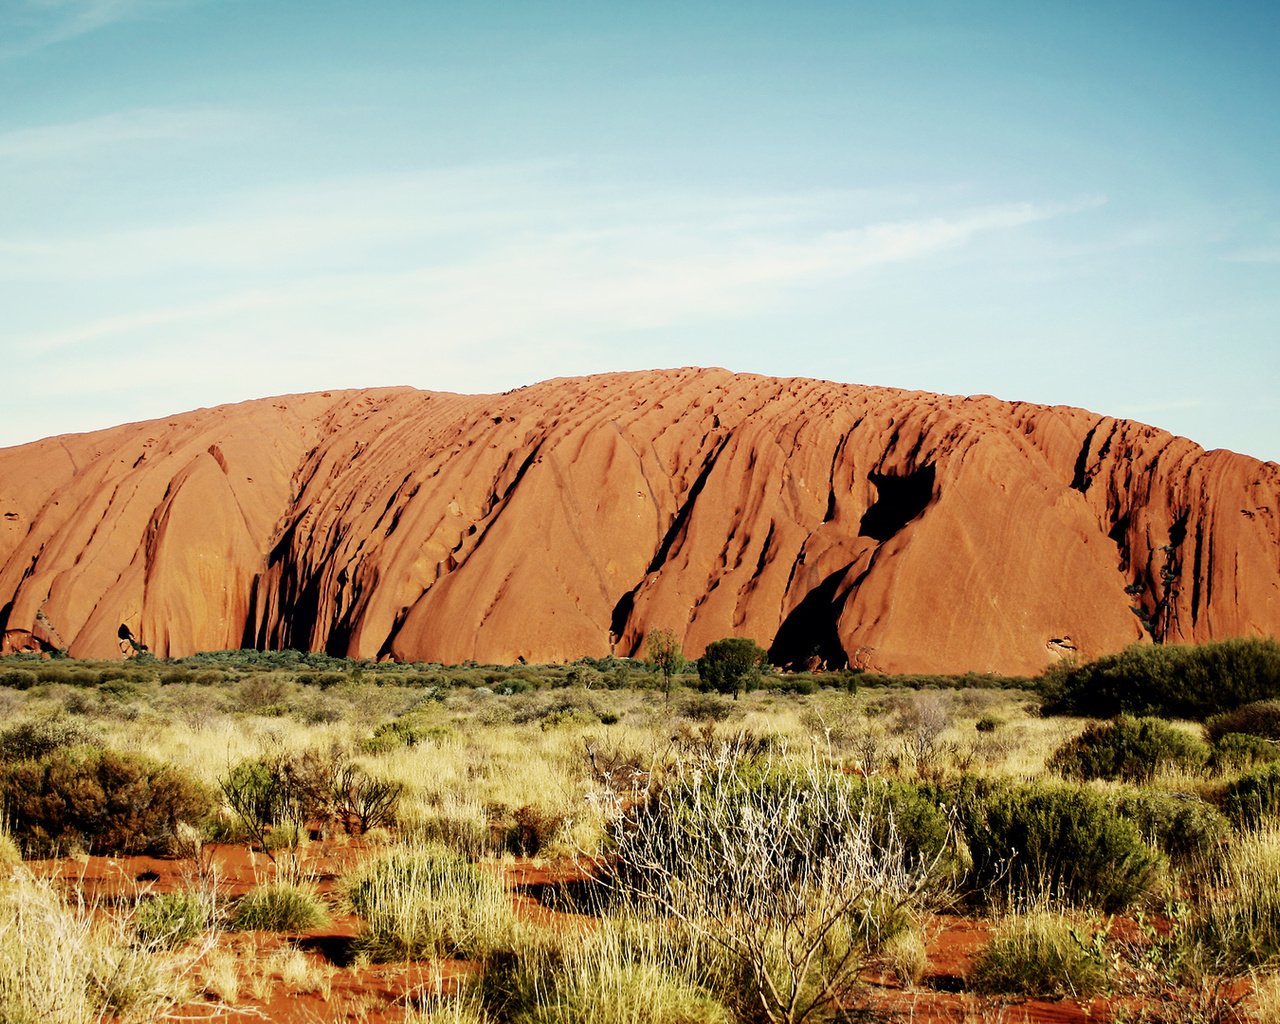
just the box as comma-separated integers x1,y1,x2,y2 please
2,369,1276,674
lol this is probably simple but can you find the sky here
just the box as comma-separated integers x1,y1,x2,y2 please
1,0,1277,461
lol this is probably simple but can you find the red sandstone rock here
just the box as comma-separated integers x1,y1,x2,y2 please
1,369,1276,674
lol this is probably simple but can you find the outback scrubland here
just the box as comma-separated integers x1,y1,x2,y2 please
3,638,1280,1023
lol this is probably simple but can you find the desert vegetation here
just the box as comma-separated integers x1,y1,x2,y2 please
1,638,1280,1022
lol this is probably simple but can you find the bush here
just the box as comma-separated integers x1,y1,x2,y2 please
498,804,567,856
607,752,944,1024
1,748,213,856
230,882,328,932
1206,700,1280,744
1112,790,1229,864
333,764,404,834
1210,732,1280,774
0,715,93,763
1047,716,1208,783
1221,763,1280,827
853,779,959,880
955,780,1162,911
678,694,732,722
363,714,453,754
1041,638,1280,719
344,843,516,962
219,748,345,856
133,889,214,949
973,910,1109,997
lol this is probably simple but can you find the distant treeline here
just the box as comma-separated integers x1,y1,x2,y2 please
0,646,1038,695
4,637,1279,715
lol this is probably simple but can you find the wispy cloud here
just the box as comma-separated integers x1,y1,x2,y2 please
0,106,252,161
1,0,197,57
7,168,1097,361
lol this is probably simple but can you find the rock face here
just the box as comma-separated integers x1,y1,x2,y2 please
1,369,1277,674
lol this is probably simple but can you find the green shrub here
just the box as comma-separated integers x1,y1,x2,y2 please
765,675,818,695
0,667,36,689
1113,790,1229,864
1221,763,1280,827
854,779,959,879
955,780,1162,911
218,748,343,854
975,715,1003,733
1,748,213,856
230,882,328,932
0,715,93,763
344,844,516,962
1210,733,1280,774
363,714,453,754
1041,638,1280,719
1047,716,1208,783
678,694,732,722
1206,700,1280,744
133,889,214,949
973,910,1109,996
539,707,598,730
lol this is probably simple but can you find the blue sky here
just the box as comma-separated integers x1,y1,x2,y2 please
2,0,1277,460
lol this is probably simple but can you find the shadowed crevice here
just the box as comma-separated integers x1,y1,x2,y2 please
858,463,936,542
769,564,853,670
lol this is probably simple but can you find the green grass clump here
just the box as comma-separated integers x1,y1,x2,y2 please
972,909,1109,997
1048,715,1208,783
513,959,732,1024
0,826,20,873
133,889,214,949
1196,827,1280,969
344,843,517,962
475,917,737,1024
229,883,328,932
0,867,190,1023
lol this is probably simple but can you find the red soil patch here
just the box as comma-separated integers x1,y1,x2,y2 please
31,845,1245,1023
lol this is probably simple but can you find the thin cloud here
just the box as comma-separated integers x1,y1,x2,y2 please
14,185,1096,357
1,0,196,57
0,107,252,161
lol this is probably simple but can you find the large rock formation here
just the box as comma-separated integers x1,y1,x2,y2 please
1,369,1277,674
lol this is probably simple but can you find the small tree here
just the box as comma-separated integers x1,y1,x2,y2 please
698,637,767,701
645,628,686,700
